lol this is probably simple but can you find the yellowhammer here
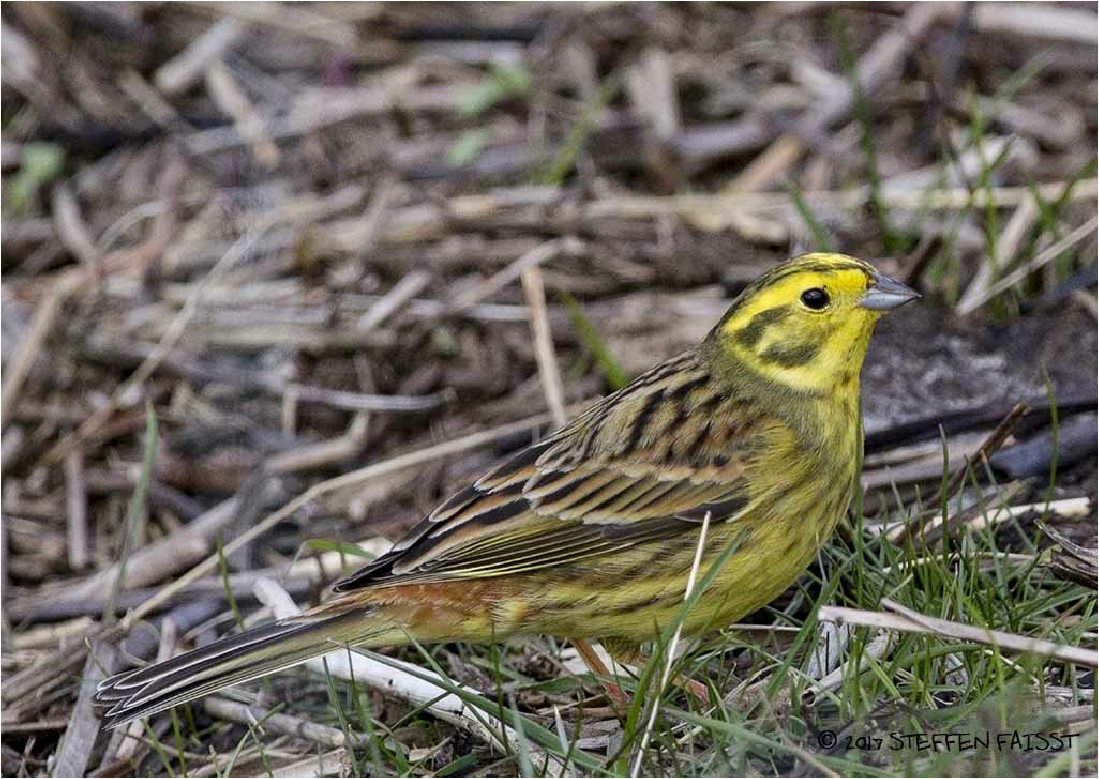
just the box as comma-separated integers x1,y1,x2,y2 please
97,252,918,725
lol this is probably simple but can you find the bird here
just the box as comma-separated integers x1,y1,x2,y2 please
96,252,918,726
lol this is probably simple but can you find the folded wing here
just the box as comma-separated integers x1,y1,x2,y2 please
334,352,757,591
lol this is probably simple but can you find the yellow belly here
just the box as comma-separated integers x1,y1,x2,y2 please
505,423,857,643
368,402,859,648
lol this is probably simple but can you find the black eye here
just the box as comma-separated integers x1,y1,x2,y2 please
801,287,830,310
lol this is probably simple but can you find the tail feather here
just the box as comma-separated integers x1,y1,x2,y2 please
96,612,371,727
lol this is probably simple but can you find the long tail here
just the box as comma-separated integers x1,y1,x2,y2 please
96,611,381,727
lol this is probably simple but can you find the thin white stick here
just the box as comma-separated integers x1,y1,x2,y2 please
65,450,88,571
155,18,244,96
357,269,429,330
955,193,1038,315
957,216,1099,315
253,579,562,768
631,511,711,778
521,264,568,428
449,237,583,313
883,496,1091,544
818,600,1097,668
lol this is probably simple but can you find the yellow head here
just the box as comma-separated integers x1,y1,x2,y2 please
706,253,919,395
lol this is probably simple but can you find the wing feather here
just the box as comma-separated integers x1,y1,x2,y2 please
332,351,758,592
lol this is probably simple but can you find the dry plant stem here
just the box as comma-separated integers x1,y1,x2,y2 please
1072,289,1098,319
118,69,193,132
51,182,100,269
51,642,118,778
520,261,611,707
806,621,853,680
358,269,430,330
0,719,71,734
521,265,568,429
11,617,95,650
155,17,244,96
0,272,81,432
254,579,563,768
448,237,584,313
732,2,948,191
803,631,893,704
184,0,356,47
7,552,354,621
120,413,554,629
881,551,1035,577
728,135,804,193
571,639,627,709
967,2,1099,43
955,194,1038,314
205,58,279,169
64,497,239,604
958,216,1099,314
1039,520,1099,588
893,402,1029,545
285,384,447,413
887,482,1028,547
818,601,1097,668
65,449,88,571
244,749,347,779
203,697,359,749
38,214,279,468
266,413,370,474
938,401,1029,501
349,172,398,262
631,511,711,778
817,2,950,128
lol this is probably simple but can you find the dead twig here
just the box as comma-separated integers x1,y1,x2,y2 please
51,642,118,778
64,449,88,572
1039,521,1099,588
967,2,1099,43
818,601,1096,668
205,59,279,169
51,182,100,272
891,402,1029,545
937,402,1030,503
39,213,279,468
0,272,81,432
521,264,567,428
155,18,245,96
254,578,563,767
957,216,1099,315
632,511,712,777
448,237,585,313
357,269,430,331
203,696,363,748
284,384,449,413
120,413,556,629
955,191,1039,314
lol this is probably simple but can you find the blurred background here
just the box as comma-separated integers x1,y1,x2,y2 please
1,3,1096,777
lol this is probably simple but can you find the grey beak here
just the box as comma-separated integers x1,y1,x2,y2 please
860,273,920,311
